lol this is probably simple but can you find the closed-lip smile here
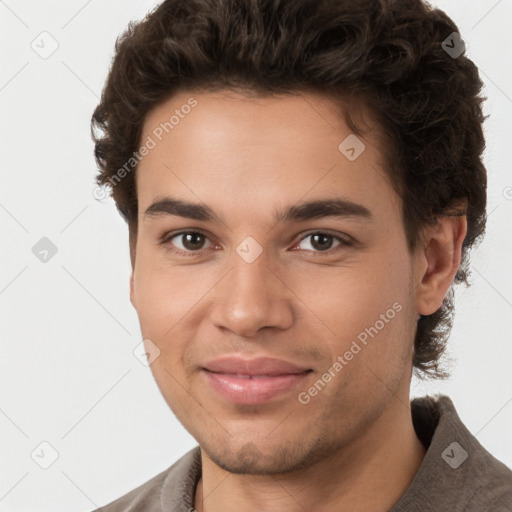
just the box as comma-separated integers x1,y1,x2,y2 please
201,356,313,404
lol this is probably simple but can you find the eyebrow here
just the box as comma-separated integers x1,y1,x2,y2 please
143,196,372,224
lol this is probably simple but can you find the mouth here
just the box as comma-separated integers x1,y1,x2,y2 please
201,368,313,405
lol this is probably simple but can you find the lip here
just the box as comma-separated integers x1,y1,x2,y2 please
203,356,311,376
201,356,312,405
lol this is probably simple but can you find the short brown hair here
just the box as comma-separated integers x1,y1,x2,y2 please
91,0,487,379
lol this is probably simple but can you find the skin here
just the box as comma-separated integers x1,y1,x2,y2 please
129,89,467,512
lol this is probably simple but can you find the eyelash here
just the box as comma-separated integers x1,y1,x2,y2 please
159,229,354,257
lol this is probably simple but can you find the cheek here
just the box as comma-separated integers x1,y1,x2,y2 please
297,255,411,370
132,262,219,387
132,273,173,339
298,258,405,331
133,255,211,337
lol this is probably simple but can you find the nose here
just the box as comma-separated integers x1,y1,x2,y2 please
208,249,295,338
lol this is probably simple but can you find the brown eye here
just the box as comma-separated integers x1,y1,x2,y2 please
162,231,213,255
179,232,207,251
296,232,350,253
310,233,334,251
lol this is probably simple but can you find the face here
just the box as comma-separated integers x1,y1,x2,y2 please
130,89,421,474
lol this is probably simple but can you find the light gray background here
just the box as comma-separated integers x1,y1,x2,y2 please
1,1,511,510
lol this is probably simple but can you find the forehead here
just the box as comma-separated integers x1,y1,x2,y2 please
136,89,397,224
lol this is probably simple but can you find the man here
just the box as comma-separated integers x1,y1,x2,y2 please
90,0,512,510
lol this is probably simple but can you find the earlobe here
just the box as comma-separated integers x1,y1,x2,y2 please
415,215,467,316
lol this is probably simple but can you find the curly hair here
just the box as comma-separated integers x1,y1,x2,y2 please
91,0,487,379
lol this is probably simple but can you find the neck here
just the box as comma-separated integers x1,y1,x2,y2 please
194,395,426,512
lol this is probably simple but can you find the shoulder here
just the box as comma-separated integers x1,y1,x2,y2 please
93,467,168,512
460,439,512,511
463,479,512,511
435,396,512,507
90,446,201,512
394,395,512,511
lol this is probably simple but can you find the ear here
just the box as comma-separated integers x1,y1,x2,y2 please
129,271,136,309
414,215,467,316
